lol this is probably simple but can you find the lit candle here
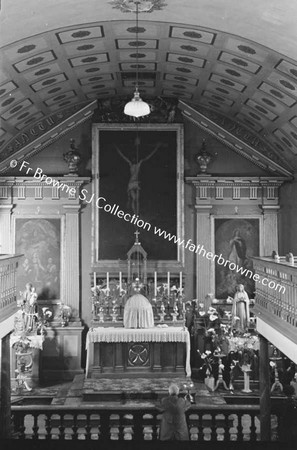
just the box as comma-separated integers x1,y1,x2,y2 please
106,272,109,290
183,302,186,312
167,271,170,296
179,271,182,291
119,271,122,291
93,272,96,287
154,271,157,296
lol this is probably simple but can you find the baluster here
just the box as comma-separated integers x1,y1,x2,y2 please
133,412,143,440
32,413,39,439
99,412,110,440
275,411,282,442
151,412,158,440
71,414,78,440
18,413,26,439
85,413,91,440
198,413,204,441
249,413,257,441
58,414,65,440
210,413,217,441
45,413,52,439
118,413,124,440
223,413,230,442
237,413,243,441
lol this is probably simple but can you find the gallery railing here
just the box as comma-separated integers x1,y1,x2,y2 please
11,403,282,441
0,254,22,323
252,256,297,344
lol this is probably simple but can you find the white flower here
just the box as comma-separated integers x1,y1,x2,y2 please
199,311,206,316
209,314,218,321
219,364,225,370
199,303,204,309
205,350,212,356
270,361,276,368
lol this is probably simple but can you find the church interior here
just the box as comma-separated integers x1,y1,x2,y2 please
1,0,297,446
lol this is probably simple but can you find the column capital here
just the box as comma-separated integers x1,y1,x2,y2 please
0,204,13,212
261,205,280,213
63,204,81,213
194,205,213,214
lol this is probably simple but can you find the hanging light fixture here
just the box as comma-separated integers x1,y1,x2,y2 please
124,1,150,117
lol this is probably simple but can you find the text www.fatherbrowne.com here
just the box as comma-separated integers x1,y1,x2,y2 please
16,160,285,295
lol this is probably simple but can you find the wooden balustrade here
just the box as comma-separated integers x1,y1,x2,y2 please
10,403,282,441
252,257,297,344
0,254,22,323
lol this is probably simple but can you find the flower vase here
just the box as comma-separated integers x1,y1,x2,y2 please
204,368,215,391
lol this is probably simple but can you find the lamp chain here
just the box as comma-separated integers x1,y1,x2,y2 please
135,1,139,88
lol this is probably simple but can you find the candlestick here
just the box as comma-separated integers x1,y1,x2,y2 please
183,302,186,312
93,272,96,287
154,271,157,296
106,272,109,290
167,271,170,296
119,271,122,291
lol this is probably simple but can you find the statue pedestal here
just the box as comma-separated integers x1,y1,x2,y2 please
242,365,252,393
40,324,84,381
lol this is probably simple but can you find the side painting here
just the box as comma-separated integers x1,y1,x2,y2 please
15,218,61,300
215,218,260,299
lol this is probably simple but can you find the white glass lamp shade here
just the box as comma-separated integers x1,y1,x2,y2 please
124,89,150,117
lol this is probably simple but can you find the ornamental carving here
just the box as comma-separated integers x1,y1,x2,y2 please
128,343,149,366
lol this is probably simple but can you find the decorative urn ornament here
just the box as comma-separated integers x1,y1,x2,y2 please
195,140,213,174
63,139,81,176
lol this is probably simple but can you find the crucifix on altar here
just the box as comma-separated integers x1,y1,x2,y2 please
127,230,147,285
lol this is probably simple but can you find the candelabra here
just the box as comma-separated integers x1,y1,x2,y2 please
159,302,166,322
213,353,229,391
183,380,195,404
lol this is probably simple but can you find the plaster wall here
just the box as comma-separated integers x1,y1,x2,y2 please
6,119,271,326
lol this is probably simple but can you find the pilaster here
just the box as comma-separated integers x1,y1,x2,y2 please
195,205,213,300
0,205,13,254
63,205,80,318
261,205,280,256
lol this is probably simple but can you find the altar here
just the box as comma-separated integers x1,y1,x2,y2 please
86,326,191,378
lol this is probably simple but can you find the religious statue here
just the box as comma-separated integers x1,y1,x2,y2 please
20,283,38,332
231,284,250,332
114,140,162,213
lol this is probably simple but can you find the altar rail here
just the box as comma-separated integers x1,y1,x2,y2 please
11,403,282,441
0,254,22,323
252,257,297,345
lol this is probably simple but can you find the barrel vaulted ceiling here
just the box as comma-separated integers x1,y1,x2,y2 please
1,0,297,173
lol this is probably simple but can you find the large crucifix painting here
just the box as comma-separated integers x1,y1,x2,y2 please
92,124,184,264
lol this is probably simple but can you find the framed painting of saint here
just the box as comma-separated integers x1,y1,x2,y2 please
214,217,261,299
92,124,184,266
14,217,62,300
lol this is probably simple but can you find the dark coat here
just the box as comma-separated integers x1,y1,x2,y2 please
159,394,191,440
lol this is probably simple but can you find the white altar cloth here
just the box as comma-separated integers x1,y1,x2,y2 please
86,326,191,377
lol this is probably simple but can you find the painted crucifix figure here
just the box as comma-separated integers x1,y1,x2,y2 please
114,139,162,214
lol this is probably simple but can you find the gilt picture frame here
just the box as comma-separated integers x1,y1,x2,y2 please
13,216,63,301
212,216,262,299
91,123,184,269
